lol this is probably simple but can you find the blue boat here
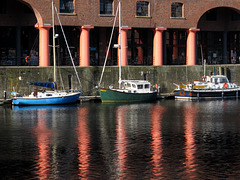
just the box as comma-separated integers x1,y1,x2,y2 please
12,90,82,105
12,2,83,106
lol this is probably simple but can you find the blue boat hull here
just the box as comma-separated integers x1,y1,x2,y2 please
12,93,81,106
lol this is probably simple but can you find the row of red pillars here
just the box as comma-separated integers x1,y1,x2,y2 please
35,25,199,67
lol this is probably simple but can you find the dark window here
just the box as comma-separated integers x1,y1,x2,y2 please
232,11,240,21
100,0,113,15
206,9,217,21
136,1,149,16
171,3,183,18
137,85,143,89
0,0,7,14
60,0,74,13
145,84,150,89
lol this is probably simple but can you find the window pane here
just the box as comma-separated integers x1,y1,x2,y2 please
136,1,149,16
0,0,7,14
60,0,74,13
100,0,113,15
171,3,183,17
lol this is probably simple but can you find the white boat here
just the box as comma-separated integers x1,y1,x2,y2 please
174,74,240,100
12,1,82,106
98,2,157,103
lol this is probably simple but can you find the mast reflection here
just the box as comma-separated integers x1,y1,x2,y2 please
34,109,52,179
77,107,90,178
183,104,198,178
150,105,165,178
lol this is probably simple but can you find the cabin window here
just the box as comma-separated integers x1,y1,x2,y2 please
46,94,52,96
100,0,113,15
218,78,228,83
60,0,74,13
145,84,150,89
136,1,149,17
126,83,131,88
171,2,183,18
212,78,217,83
132,84,136,88
138,85,143,89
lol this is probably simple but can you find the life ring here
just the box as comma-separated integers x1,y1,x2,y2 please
25,56,31,63
223,82,228,88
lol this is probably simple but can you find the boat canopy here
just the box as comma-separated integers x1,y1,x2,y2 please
28,82,57,89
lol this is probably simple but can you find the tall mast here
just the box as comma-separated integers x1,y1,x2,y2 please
118,1,121,89
52,0,57,86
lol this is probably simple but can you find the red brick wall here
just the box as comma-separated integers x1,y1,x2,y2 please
5,0,240,31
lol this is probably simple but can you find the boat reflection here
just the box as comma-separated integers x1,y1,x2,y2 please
12,104,78,111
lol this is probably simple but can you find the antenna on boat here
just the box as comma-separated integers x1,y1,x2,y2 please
204,59,206,78
118,1,122,89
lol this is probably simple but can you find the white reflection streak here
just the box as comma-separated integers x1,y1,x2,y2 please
150,105,165,178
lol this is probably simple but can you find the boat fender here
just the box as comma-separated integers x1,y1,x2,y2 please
223,82,228,88
25,56,31,63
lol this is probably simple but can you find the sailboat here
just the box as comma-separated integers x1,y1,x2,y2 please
12,1,83,106
98,2,157,103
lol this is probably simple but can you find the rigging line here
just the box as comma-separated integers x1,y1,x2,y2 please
98,3,119,87
30,33,39,54
54,5,82,89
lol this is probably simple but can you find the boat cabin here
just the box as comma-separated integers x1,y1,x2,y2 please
121,80,152,93
205,75,229,84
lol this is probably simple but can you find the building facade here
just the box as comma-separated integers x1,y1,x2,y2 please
0,0,240,66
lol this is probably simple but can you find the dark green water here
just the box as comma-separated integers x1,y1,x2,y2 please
0,100,240,179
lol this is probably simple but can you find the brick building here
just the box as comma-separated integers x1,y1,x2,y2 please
1,0,240,66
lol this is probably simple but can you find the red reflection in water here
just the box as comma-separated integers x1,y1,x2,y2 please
184,104,198,178
150,105,165,178
34,109,52,179
77,108,90,178
115,106,128,178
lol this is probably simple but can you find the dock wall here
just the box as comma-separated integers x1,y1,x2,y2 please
1,65,240,99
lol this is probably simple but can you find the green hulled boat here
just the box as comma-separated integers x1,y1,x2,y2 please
98,2,158,103
98,80,157,103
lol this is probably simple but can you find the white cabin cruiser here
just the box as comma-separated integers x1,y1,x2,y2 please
174,75,240,100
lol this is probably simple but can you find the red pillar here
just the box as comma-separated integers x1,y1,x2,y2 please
119,27,131,66
153,27,166,66
186,28,200,65
172,32,178,62
79,26,94,67
35,25,51,67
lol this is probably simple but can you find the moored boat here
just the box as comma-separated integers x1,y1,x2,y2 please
99,80,157,103
98,2,157,103
11,1,83,106
174,75,240,100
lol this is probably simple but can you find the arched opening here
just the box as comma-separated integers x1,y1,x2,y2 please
197,7,240,64
0,0,38,66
